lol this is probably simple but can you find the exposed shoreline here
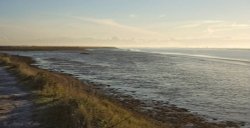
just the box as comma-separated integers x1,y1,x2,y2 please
97,85,244,128
0,66,38,127
0,52,243,128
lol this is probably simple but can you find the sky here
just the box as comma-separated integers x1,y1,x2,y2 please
1,0,250,48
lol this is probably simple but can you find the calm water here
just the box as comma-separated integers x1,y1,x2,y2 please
3,48,250,127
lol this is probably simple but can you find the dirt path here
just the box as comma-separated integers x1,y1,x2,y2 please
0,66,38,128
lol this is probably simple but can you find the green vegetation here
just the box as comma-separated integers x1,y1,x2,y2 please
0,53,165,128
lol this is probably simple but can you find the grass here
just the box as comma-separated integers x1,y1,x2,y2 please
0,53,165,128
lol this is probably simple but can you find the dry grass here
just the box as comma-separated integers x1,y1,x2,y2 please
0,53,165,128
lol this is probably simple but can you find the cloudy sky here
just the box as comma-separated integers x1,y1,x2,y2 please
1,0,250,48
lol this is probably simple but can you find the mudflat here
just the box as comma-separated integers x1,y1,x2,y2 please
0,66,38,128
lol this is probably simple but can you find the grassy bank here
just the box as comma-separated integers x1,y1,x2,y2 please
0,53,165,128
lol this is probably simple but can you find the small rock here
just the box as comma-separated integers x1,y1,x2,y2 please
183,123,194,128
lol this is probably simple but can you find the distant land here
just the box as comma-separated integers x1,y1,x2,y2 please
0,46,116,51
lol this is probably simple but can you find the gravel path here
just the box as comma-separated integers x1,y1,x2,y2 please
0,66,38,128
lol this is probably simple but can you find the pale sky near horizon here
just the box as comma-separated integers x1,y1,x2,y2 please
1,0,250,48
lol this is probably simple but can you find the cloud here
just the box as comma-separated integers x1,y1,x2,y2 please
230,23,250,28
178,23,201,28
176,20,250,37
178,20,224,28
0,31,10,41
205,23,250,33
201,20,224,24
129,14,136,18
159,14,166,18
206,27,215,35
71,16,165,38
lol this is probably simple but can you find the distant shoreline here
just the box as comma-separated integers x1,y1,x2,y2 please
1,46,249,51
0,46,116,51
